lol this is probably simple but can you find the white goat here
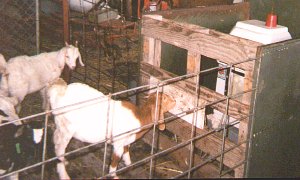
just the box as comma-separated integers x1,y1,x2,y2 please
0,95,21,125
47,78,176,179
0,54,6,74
0,43,84,113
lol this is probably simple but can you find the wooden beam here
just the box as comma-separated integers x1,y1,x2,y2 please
140,62,250,120
242,70,254,105
141,16,261,71
62,0,70,82
166,118,245,176
187,51,201,83
63,0,70,45
154,39,161,67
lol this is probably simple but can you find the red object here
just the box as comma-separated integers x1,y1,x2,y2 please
265,13,277,28
161,1,168,10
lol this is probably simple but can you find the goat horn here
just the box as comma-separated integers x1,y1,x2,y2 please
75,41,78,47
65,41,69,47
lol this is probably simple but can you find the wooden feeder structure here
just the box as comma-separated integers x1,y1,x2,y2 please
138,2,300,178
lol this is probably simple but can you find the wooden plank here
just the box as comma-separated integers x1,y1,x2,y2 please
242,70,254,105
141,16,260,71
143,37,150,64
148,37,155,65
145,37,162,67
62,0,70,83
166,119,245,176
143,130,233,178
235,119,248,177
187,51,201,83
140,62,250,120
154,39,161,67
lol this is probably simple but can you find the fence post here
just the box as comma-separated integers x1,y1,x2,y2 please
62,0,70,82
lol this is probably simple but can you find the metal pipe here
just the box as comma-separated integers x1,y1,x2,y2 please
219,64,234,176
41,112,49,180
149,85,161,178
245,55,263,177
103,93,112,176
187,73,200,178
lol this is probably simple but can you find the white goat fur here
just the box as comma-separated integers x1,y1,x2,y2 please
0,44,84,113
0,95,21,125
0,54,6,74
47,78,176,179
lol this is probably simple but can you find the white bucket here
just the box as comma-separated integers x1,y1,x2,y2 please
69,0,101,12
149,2,157,11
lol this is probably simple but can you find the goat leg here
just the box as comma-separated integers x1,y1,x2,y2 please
109,145,126,178
53,127,73,179
122,145,132,166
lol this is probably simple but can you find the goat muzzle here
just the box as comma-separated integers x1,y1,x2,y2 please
158,123,166,131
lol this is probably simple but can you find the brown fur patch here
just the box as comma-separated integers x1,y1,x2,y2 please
110,152,121,169
120,92,176,141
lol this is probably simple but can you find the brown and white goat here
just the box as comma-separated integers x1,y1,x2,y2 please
47,78,176,179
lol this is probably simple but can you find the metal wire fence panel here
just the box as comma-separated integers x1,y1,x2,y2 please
0,0,37,59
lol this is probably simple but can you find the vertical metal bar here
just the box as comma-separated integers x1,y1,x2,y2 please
149,85,161,178
219,65,234,176
245,57,262,177
187,73,201,178
103,93,112,176
35,0,40,54
41,112,49,180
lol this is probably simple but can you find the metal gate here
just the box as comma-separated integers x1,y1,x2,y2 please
246,39,300,177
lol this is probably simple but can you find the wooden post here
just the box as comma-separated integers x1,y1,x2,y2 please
62,0,70,82
147,37,161,67
137,0,141,19
187,51,201,83
235,70,253,177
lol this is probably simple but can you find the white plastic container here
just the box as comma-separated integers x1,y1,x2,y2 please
149,2,158,11
230,19,292,44
69,0,101,12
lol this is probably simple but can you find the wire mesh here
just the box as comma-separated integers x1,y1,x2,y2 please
0,0,37,58
0,55,257,179
0,1,259,178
